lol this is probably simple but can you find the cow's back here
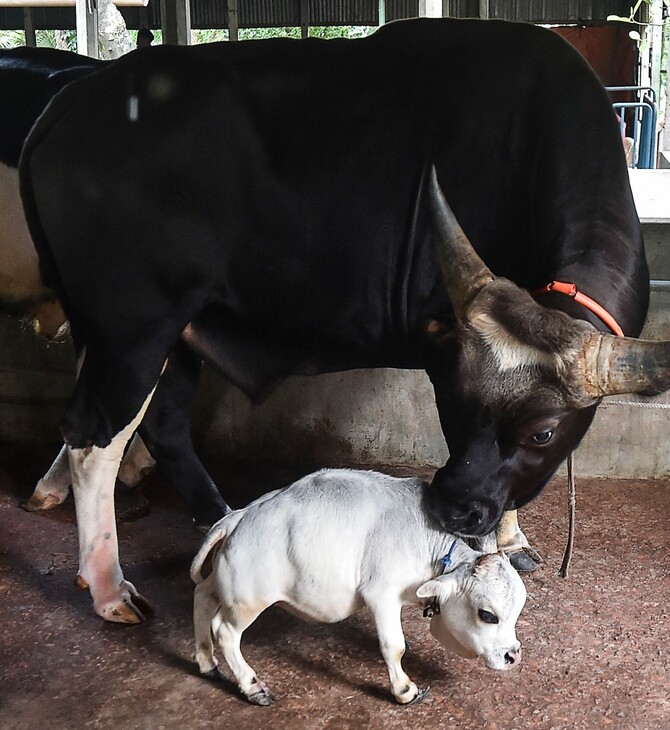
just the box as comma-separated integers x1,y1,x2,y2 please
20,19,646,372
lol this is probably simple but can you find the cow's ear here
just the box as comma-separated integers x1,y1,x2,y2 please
423,318,457,349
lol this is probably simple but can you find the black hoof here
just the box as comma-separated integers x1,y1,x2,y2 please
201,667,223,682
508,549,541,573
114,481,151,523
247,688,275,706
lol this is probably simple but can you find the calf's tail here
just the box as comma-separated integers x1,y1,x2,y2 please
190,511,242,584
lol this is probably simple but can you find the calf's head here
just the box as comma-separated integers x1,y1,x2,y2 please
417,542,526,670
425,169,670,536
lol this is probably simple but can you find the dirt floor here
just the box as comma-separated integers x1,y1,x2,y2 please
1,443,669,730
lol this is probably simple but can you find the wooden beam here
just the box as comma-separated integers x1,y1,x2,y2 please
0,0,146,5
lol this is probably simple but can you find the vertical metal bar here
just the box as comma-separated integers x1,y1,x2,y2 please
479,0,489,19
227,0,238,42
23,7,36,46
76,0,98,58
378,0,386,25
160,0,191,46
300,0,308,38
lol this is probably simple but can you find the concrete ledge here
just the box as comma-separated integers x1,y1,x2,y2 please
628,169,670,223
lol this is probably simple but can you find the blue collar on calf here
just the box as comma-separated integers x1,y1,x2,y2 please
423,540,459,618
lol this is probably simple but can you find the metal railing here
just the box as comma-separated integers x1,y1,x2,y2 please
607,86,658,169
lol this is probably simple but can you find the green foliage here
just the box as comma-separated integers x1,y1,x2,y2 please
191,26,375,45
0,30,24,49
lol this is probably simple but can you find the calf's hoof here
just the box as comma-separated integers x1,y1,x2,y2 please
245,680,275,706
508,548,541,573
395,682,428,705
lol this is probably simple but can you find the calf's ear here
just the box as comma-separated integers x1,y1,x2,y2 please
416,574,458,601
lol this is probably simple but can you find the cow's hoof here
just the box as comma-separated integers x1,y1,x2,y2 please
115,481,151,523
96,582,155,624
21,483,69,512
508,549,541,573
246,682,275,706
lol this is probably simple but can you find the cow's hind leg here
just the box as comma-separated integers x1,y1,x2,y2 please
496,510,541,572
23,435,155,521
23,443,71,512
117,434,156,488
214,605,274,705
69,380,158,623
138,343,230,530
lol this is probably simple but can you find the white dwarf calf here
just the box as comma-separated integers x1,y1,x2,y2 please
191,469,527,705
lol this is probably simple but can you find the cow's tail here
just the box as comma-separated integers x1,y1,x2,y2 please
190,510,243,584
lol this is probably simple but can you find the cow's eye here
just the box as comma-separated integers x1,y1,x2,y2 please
478,609,499,624
532,429,554,445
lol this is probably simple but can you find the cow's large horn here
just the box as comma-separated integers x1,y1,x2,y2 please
580,332,670,398
428,167,494,321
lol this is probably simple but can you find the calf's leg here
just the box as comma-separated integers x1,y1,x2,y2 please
194,577,220,675
215,605,274,705
370,599,427,704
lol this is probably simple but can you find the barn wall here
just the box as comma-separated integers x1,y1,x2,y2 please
1,172,668,479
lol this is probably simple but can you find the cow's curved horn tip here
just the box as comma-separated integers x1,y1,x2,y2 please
507,550,542,573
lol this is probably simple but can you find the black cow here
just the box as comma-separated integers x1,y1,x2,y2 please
0,46,229,528
17,19,670,623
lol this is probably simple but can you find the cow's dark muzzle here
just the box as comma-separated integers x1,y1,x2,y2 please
426,472,505,537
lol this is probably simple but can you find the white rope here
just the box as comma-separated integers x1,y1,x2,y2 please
600,400,670,409
559,452,576,579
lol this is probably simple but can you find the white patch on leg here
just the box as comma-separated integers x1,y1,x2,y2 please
68,384,157,619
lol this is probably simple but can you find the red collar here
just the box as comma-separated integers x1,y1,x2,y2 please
530,281,625,338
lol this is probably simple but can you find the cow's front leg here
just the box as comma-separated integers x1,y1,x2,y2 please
496,510,541,572
371,600,428,705
23,443,71,512
69,390,156,623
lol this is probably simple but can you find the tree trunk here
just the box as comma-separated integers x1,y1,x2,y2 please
97,0,134,59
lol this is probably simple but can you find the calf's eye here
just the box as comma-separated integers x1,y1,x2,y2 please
478,609,499,624
532,429,554,445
